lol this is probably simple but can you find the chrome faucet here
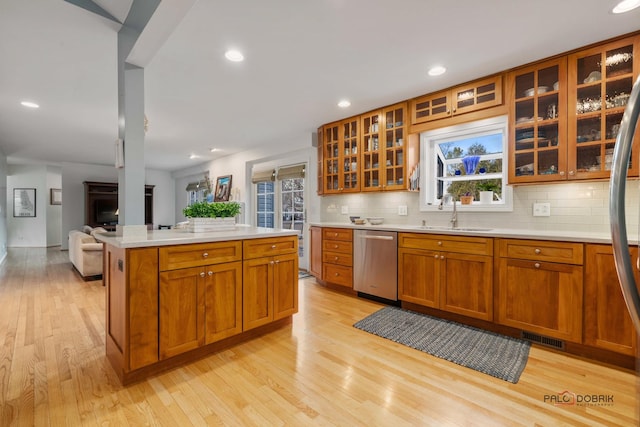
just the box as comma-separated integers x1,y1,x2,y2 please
438,194,458,228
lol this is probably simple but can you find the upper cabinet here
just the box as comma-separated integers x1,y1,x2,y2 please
568,35,640,180
361,103,410,191
410,75,503,125
508,58,568,183
322,118,360,194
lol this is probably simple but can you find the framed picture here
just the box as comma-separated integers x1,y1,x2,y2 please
13,188,36,217
214,175,232,202
50,188,62,205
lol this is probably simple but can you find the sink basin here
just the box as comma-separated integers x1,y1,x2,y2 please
412,226,492,232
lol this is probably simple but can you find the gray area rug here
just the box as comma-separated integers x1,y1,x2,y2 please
354,306,530,383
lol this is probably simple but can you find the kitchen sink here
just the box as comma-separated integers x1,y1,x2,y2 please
411,226,492,232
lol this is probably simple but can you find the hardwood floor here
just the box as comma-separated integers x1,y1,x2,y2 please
0,247,638,426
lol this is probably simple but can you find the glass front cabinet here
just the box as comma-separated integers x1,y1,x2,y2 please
322,117,360,194
361,103,407,191
568,35,640,179
508,58,567,183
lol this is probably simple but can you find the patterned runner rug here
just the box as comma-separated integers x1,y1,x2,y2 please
354,306,530,383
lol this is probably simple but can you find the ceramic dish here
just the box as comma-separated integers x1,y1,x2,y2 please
353,219,366,225
366,217,384,225
524,86,549,97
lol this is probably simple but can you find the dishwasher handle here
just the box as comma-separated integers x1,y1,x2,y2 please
361,235,395,241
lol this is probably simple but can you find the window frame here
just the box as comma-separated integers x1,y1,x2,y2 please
419,115,513,212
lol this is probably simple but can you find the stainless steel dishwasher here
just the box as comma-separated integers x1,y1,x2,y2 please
353,229,398,301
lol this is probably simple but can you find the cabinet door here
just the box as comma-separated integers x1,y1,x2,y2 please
323,122,341,193
411,90,450,124
204,261,243,344
440,252,493,321
451,75,502,116
381,103,407,190
584,245,638,355
243,257,274,331
508,58,567,183
398,248,439,308
309,226,323,278
361,110,383,191
159,267,205,359
568,35,640,179
340,117,360,193
317,126,324,195
497,258,583,342
273,253,298,320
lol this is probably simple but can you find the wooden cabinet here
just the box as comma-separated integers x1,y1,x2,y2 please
584,244,638,356
361,103,412,191
398,233,493,320
322,117,360,194
497,239,584,343
158,241,244,359
322,228,353,288
508,58,568,183
568,35,640,180
243,236,298,331
84,181,154,230
410,75,503,125
309,226,323,279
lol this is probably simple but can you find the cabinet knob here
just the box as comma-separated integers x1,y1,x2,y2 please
559,171,565,176
569,170,575,176
270,260,275,265
334,233,338,237
434,254,439,259
202,252,209,258
200,272,205,277
208,271,213,276
335,272,340,276
437,241,442,246
534,248,541,255
440,255,445,260
271,245,277,249
334,256,339,261
334,244,339,249
534,263,541,269
275,260,280,264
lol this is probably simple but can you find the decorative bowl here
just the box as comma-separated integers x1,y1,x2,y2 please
354,219,366,225
367,217,384,225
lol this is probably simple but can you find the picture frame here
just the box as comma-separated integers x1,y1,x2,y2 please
214,175,232,202
50,188,62,205
13,188,36,217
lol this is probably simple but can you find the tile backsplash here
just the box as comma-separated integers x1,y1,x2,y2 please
319,181,640,235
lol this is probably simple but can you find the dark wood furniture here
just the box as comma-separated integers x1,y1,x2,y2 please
84,181,154,230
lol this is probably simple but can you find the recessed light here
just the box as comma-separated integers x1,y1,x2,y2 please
338,99,351,108
428,66,446,77
612,0,640,13
210,148,220,152
225,49,244,62
20,101,39,108
189,154,199,159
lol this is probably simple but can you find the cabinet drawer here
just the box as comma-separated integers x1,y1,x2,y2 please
243,236,297,259
322,228,353,242
398,233,493,256
323,239,353,254
323,264,353,288
159,241,242,271
323,251,352,267
498,239,583,265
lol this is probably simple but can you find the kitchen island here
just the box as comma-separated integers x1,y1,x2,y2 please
95,227,299,384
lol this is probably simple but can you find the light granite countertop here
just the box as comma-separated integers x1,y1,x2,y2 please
309,222,635,245
94,225,300,248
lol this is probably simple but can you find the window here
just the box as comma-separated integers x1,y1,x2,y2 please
256,181,275,227
420,115,512,211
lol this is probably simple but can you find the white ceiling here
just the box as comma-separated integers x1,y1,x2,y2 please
1,0,639,172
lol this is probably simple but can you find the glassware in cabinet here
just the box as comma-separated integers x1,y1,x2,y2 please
383,105,406,189
341,118,360,192
323,123,340,192
569,36,639,179
509,58,566,182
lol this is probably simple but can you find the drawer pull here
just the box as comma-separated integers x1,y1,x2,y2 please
335,272,340,276
437,241,442,246
208,271,213,276
202,252,209,258
271,245,277,249
334,256,339,261
334,233,338,237
334,244,339,249
534,263,541,269
534,248,541,255
200,272,205,277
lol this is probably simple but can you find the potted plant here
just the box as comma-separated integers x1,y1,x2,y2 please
459,192,474,205
183,201,241,232
476,181,495,204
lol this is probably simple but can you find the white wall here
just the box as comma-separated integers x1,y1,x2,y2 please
0,151,7,263
319,180,639,235
146,168,175,228
7,164,48,247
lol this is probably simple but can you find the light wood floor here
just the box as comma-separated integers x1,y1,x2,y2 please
0,247,638,426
